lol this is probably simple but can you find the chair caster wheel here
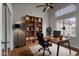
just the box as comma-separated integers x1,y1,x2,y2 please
38,49,40,52
49,51,51,55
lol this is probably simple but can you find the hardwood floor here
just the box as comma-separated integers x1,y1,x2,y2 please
9,41,79,56
10,46,33,56
10,40,38,56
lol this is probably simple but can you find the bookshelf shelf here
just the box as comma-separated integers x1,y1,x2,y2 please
24,15,43,39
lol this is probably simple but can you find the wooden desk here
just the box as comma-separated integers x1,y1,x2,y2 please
45,36,71,56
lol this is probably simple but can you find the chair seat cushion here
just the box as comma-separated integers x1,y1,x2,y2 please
42,41,52,47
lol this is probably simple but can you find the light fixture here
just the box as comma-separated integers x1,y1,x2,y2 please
14,24,20,28
62,19,66,30
47,6,50,9
62,19,66,36
12,24,21,30
62,26,66,30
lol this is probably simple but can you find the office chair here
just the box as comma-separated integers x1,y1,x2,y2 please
36,32,52,56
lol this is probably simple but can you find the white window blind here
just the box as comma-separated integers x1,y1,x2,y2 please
55,4,76,17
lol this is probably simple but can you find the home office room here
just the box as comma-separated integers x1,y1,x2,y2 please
0,0,79,56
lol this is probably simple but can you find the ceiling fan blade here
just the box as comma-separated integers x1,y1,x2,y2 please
45,3,48,6
43,7,46,12
49,6,54,9
36,5,44,8
49,3,54,4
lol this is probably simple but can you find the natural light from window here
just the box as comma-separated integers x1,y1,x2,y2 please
56,17,76,37
55,4,76,17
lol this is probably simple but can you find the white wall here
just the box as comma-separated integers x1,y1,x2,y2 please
0,3,2,56
50,3,71,31
7,3,13,50
2,3,13,53
74,3,79,48
50,3,79,48
0,3,13,55
13,3,49,36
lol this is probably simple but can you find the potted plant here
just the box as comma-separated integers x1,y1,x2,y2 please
46,27,52,36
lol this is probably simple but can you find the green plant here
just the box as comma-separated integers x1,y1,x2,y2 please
46,27,52,36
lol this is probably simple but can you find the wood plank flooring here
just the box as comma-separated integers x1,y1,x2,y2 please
10,46,33,56
9,41,79,56
10,40,38,56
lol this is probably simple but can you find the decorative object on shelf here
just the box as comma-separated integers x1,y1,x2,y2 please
39,18,42,22
25,15,42,37
46,27,52,36
26,17,29,20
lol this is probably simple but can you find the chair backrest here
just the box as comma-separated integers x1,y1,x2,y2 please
36,32,45,45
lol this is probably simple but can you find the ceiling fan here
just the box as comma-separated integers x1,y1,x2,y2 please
36,3,54,12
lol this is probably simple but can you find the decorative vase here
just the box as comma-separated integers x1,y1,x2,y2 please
46,27,52,36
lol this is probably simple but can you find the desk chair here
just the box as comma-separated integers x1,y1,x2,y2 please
36,32,52,56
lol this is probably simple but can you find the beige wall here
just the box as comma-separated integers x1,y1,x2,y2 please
7,3,13,50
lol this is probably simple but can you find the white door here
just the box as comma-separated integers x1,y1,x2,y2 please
2,3,11,56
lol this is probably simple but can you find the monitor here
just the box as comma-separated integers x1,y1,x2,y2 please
53,30,61,37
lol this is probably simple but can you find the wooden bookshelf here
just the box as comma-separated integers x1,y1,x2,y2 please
23,15,43,45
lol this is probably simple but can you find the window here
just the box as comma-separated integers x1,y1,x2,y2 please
55,4,76,17
56,17,76,37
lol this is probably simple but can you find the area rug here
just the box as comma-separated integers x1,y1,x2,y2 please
29,43,77,56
